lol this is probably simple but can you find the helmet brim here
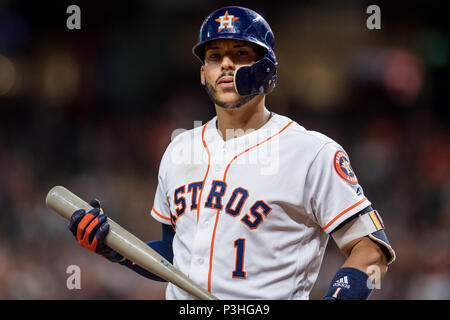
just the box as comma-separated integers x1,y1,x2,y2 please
192,35,271,64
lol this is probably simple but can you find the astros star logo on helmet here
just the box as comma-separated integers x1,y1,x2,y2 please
215,10,239,32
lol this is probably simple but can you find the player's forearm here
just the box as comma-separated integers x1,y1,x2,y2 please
120,238,174,282
119,240,173,282
323,236,389,299
341,236,388,279
120,224,175,282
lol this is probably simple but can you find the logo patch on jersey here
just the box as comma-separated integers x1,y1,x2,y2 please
215,11,239,32
334,150,358,185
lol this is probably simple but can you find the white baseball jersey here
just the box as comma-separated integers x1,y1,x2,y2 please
150,112,371,300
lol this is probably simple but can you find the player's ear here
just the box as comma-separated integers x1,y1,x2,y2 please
200,66,205,86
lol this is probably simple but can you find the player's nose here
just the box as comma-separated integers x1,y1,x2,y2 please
220,55,235,71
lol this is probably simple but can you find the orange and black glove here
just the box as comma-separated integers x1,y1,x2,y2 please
68,199,123,263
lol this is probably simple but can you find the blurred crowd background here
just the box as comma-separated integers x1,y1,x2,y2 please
0,0,448,299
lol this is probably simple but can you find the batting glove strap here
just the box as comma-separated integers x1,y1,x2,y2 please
323,267,372,300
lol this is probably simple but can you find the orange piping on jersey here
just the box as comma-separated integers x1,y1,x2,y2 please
197,121,212,223
322,197,368,231
152,207,170,221
207,120,294,293
222,120,294,181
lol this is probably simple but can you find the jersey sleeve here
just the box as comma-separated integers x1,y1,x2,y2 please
304,142,371,234
150,155,172,225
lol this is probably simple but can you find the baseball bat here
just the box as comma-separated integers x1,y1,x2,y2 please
45,185,218,300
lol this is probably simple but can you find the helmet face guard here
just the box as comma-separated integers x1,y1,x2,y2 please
234,57,277,96
192,6,277,96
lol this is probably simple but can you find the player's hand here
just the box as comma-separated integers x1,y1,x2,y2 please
68,199,124,263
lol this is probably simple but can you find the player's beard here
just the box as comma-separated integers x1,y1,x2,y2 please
204,73,257,109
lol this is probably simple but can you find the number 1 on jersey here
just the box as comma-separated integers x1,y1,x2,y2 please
232,238,246,278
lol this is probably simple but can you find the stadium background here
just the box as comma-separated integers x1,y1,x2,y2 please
0,0,448,299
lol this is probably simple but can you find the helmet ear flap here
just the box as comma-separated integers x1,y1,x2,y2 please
234,57,277,96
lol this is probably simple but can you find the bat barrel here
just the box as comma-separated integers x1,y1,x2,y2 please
46,185,218,300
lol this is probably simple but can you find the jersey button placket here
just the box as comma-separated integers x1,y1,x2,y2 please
189,167,214,287
212,145,225,176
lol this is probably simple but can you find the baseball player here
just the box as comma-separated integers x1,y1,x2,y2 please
68,6,395,300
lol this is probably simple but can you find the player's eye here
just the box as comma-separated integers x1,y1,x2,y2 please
206,52,221,60
237,50,249,56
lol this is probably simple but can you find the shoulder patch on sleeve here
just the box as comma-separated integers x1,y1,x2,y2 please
333,150,358,185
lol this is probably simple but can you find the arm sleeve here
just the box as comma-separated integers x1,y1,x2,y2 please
304,142,371,234
119,223,175,282
150,157,172,224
